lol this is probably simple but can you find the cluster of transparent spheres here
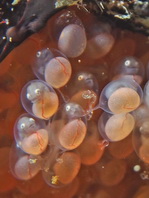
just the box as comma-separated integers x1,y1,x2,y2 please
9,9,149,188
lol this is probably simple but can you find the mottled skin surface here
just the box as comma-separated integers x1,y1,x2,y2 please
0,0,149,62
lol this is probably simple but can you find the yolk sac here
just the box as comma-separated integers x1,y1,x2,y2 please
58,24,87,58
21,80,59,120
42,149,81,187
48,102,87,151
45,56,72,88
85,32,115,60
14,113,48,155
132,117,149,164
61,72,99,115
76,121,105,165
10,144,41,181
98,112,135,142
112,56,145,84
14,155,40,181
99,77,143,114
53,152,81,185
58,119,87,150
33,48,72,89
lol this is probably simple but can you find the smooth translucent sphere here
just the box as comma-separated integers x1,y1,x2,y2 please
14,113,48,155
45,56,72,88
86,33,115,59
10,144,41,181
14,155,40,180
53,152,81,185
48,103,87,150
21,80,59,120
99,77,143,114
42,148,81,187
61,72,99,114
132,117,149,164
33,48,72,89
144,81,149,108
113,56,145,84
58,24,87,58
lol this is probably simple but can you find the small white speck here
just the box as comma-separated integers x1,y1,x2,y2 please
133,165,141,172
5,19,9,25
9,37,12,42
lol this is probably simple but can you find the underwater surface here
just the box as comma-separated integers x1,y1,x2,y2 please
1,0,149,198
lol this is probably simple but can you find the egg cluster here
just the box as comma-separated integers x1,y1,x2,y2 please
9,7,149,190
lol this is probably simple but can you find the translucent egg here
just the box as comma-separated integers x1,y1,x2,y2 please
61,71,99,114
14,113,48,155
10,144,41,181
98,112,135,142
76,120,106,165
76,136,105,166
33,48,72,88
48,102,87,151
98,159,127,186
53,10,84,40
21,80,59,119
85,32,115,60
113,56,145,84
144,81,149,108
99,77,143,114
58,24,87,58
133,104,149,122
132,117,149,164
42,147,81,187
52,10,87,58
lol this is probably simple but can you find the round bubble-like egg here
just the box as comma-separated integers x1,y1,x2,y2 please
143,81,149,108
61,72,99,114
99,77,143,114
76,121,105,165
84,20,114,60
21,80,59,119
113,56,145,84
33,48,72,88
85,32,115,60
14,113,48,155
132,117,149,164
53,10,84,40
48,102,87,151
42,148,81,187
58,24,87,58
98,112,135,142
9,144,41,181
